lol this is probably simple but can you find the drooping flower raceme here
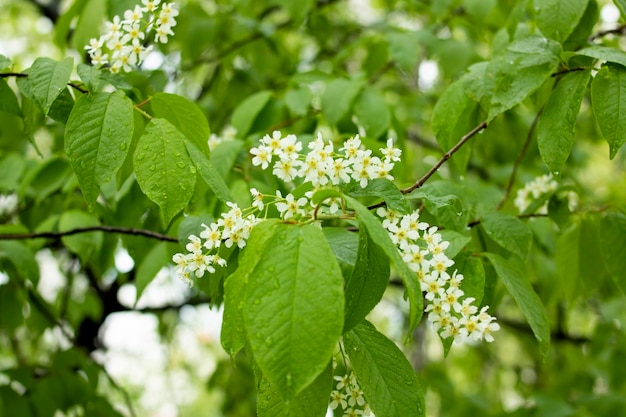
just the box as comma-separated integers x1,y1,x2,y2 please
85,1,179,73
514,173,578,214
330,372,374,417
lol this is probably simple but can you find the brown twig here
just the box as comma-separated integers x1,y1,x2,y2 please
0,225,178,242
0,72,28,78
589,24,626,41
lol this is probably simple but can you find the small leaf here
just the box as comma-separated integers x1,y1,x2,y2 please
599,212,626,294
59,210,103,263
343,224,390,333
343,195,423,332
353,87,390,139
485,253,550,359
135,242,168,303
65,91,134,207
134,118,196,225
244,223,344,399
185,141,233,203
576,45,626,68
321,78,363,125
0,54,11,71
285,87,312,117
537,69,591,174
348,179,411,213
210,140,244,180
591,63,626,158
26,57,74,115
481,212,532,259
535,0,589,43
151,92,211,156
231,91,272,138
0,241,40,285
77,64,103,93
344,321,425,417
439,230,471,259
0,78,22,117
615,0,626,18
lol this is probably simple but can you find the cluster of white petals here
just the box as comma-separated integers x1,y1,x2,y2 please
85,0,178,73
514,173,578,214
171,202,260,286
208,126,237,151
330,373,374,417
377,207,499,344
0,193,18,218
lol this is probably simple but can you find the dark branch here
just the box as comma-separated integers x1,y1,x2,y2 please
467,213,548,228
68,82,88,94
499,317,589,345
0,72,28,78
551,67,588,78
0,226,178,242
589,24,626,41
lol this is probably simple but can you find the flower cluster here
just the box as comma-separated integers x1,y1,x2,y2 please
171,202,260,286
377,207,499,344
85,0,179,73
250,131,401,188
0,193,18,219
514,174,578,214
208,126,237,151
329,372,374,417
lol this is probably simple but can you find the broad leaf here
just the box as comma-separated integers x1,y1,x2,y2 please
244,223,344,399
591,64,626,158
135,242,169,303
231,90,272,138
348,179,411,213
485,253,550,358
26,57,74,115
599,212,626,294
535,0,589,43
344,321,425,417
185,141,233,203
77,64,103,93
285,87,312,117
343,195,423,332
0,241,40,285
577,46,626,68
59,210,103,263
134,118,196,225
151,92,211,156
616,0,626,18
537,69,591,175
481,212,532,259
65,91,134,207
353,87,390,139
343,225,390,333
321,78,363,125
0,78,22,117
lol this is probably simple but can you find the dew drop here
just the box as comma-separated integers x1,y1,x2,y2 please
265,336,273,345
254,298,261,305
268,266,275,272
190,166,197,174
176,162,185,168
175,152,181,157
149,165,156,171
286,373,292,387
136,154,145,161
120,143,127,151
142,145,149,150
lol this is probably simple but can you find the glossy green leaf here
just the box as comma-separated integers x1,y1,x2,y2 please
353,87,390,139
348,179,411,214
387,31,423,72
439,230,472,259
243,223,344,399
135,242,169,303
456,253,485,305
231,91,272,138
151,92,211,156
343,195,423,332
535,0,589,43
285,88,312,117
0,241,40,284
77,64,103,93
591,64,626,158
577,46,626,68
48,87,75,124
537,69,591,175
344,321,425,417
615,0,626,18
0,78,21,117
485,253,550,358
0,54,11,71
26,57,73,115
344,225,390,333
257,363,332,417
481,212,532,259
185,141,233,203
599,212,626,294
321,78,363,125
59,210,103,263
134,118,196,225
65,91,134,207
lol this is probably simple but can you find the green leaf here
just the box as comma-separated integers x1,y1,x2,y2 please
485,253,550,358
243,223,344,399
231,91,272,138
0,54,11,71
615,0,626,18
439,230,471,259
22,156,73,203
344,224,390,333
284,88,312,117
321,78,363,125
481,212,532,259
0,78,22,117
343,195,423,332
77,64,103,93
344,321,425,417
257,363,332,417
71,0,107,52
134,118,196,225
59,210,103,263
353,87,390,139
26,57,74,115
210,139,244,180
0,241,40,284
591,64,626,158
534,0,589,43
135,242,169,303
577,46,626,68
65,91,134,207
456,253,485,305
599,212,626,294
563,0,598,50
537,69,591,174
348,179,411,213
185,141,233,203
53,0,88,49
387,31,423,72
487,36,561,121
151,92,211,156
48,87,75,124
323,227,359,278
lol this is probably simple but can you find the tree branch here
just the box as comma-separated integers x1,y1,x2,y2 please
589,24,626,41
401,120,488,195
0,226,178,242
499,316,589,345
0,72,28,78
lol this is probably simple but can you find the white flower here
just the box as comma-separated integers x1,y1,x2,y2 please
141,0,161,13
272,159,299,182
185,234,202,253
250,188,265,210
200,223,221,250
250,145,273,169
275,193,308,220
380,138,402,162
123,5,144,25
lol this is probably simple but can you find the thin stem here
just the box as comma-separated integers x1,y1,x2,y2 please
0,72,28,78
551,67,587,78
134,105,153,120
589,24,626,41
0,225,177,242
401,120,488,195
68,82,88,94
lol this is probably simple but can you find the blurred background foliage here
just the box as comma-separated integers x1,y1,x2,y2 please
1,0,626,416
